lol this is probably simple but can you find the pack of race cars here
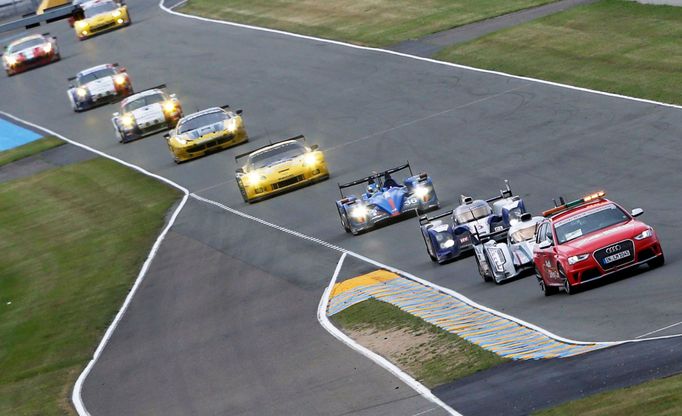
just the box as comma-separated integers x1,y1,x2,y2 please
2,1,665,297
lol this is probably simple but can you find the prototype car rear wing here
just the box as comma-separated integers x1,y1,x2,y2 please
485,180,513,203
234,134,306,163
337,162,413,198
418,209,453,226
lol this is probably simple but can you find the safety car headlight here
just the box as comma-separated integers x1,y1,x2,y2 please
441,239,455,249
350,205,369,220
489,248,506,272
42,43,52,53
120,114,135,128
113,74,127,85
163,100,177,113
634,228,653,240
414,186,430,199
223,118,237,133
246,171,265,185
6,55,17,65
304,152,318,167
568,254,589,265
112,10,122,17
75,20,87,29
76,87,88,98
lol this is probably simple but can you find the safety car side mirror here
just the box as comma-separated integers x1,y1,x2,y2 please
538,240,552,249
631,208,644,217
310,144,319,151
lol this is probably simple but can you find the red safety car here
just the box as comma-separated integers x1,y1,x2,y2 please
533,191,664,295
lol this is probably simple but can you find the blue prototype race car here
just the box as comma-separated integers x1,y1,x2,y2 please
336,163,439,235
419,180,526,264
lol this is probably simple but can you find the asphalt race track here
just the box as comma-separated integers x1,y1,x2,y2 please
1,0,682,413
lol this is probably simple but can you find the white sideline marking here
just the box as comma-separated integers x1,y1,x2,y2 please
159,0,682,112
636,320,682,339
317,253,461,416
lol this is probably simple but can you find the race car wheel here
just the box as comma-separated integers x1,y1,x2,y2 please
536,267,556,296
337,209,351,233
236,180,248,203
476,256,492,282
559,266,576,295
648,254,665,269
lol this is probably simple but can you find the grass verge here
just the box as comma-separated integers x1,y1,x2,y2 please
536,372,682,416
0,158,179,415
437,0,682,105
332,298,506,387
0,136,64,167
180,0,555,47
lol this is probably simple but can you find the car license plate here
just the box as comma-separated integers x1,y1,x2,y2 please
603,250,630,264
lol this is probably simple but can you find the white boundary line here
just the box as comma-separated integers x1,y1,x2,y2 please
159,0,682,112
317,253,461,415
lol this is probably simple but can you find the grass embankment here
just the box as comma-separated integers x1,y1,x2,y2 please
181,0,555,47
536,372,682,416
0,158,179,414
438,0,682,105
0,136,64,167
332,298,506,387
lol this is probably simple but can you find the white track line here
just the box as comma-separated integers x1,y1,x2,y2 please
317,253,461,415
636,320,682,339
159,0,682,112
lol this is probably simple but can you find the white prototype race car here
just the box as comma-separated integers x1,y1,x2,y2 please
474,213,543,284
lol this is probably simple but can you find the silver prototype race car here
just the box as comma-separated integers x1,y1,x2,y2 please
474,213,543,284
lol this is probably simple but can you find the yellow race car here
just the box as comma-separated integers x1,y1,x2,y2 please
165,106,247,163
235,135,329,203
74,0,129,40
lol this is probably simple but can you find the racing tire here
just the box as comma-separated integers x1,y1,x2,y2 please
237,179,248,203
337,207,351,233
477,256,492,282
536,267,557,296
648,254,665,269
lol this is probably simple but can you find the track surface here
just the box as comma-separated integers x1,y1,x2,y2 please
1,0,682,412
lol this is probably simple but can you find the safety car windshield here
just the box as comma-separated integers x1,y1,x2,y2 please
177,111,228,134
123,93,166,112
248,142,305,169
510,225,536,243
77,67,117,85
454,203,491,224
554,204,629,244
8,38,44,53
84,1,118,17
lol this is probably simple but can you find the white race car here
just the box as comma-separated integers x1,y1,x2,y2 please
67,63,133,112
474,213,543,284
111,85,183,143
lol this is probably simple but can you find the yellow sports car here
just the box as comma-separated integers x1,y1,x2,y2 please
74,0,129,40
165,106,247,163
235,135,329,203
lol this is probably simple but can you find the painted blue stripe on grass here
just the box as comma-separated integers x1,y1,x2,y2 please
0,118,41,151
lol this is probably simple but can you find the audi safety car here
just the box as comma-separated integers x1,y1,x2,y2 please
112,85,182,143
165,106,247,163
420,181,526,264
74,0,129,40
67,63,132,112
336,163,439,235
474,213,542,284
2,33,59,76
235,135,329,203
534,191,664,296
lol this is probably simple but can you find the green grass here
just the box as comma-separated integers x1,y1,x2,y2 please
536,372,682,416
438,0,682,105
333,298,506,387
0,158,179,415
181,0,555,47
0,136,64,167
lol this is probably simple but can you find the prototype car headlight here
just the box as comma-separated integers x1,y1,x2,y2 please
349,205,369,220
634,228,653,240
304,152,318,166
508,207,523,225
113,74,127,85
223,118,237,133
489,248,506,272
42,43,52,53
414,186,430,199
568,254,589,265
441,239,455,249
120,114,135,128
76,87,88,98
6,55,17,65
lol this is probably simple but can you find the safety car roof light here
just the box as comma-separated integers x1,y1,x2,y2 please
542,191,606,217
